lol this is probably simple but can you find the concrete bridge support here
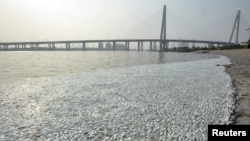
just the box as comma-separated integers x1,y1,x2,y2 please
66,43,71,50
82,42,85,50
52,43,55,49
153,42,157,51
138,41,140,51
150,41,152,51
125,41,129,51
141,42,143,51
98,42,103,50
15,44,19,49
229,10,241,44
113,41,116,50
160,5,167,51
21,44,26,48
4,44,8,49
137,41,144,51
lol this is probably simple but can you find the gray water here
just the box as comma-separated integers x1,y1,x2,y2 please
0,51,219,83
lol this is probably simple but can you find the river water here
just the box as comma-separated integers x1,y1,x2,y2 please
0,51,234,140
0,51,218,83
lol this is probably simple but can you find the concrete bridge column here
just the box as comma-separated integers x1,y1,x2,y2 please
165,41,169,51
98,42,103,50
150,41,152,51
141,41,143,51
66,43,68,49
66,43,71,50
82,42,85,50
154,42,157,51
21,44,26,48
113,41,116,50
125,41,129,51
138,41,140,51
4,44,8,49
52,43,55,49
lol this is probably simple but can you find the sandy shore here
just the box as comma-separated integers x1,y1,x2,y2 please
210,49,250,125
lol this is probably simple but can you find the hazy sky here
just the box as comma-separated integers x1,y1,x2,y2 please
0,0,249,43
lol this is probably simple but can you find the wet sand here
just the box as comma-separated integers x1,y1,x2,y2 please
211,49,250,125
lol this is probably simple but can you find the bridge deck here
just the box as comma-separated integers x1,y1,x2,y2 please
0,39,235,45
0,39,236,51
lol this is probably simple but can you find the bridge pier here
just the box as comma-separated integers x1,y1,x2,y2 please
52,43,56,49
15,44,19,49
4,44,8,49
30,44,34,48
113,41,116,50
153,41,156,51
125,41,129,51
141,42,143,51
66,43,71,50
98,42,103,50
22,44,26,48
82,42,85,50
138,41,143,51
150,41,152,51
138,41,140,51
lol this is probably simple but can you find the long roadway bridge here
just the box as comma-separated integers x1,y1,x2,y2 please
0,39,236,51
0,5,239,51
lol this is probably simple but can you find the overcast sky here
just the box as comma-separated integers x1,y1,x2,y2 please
0,0,249,43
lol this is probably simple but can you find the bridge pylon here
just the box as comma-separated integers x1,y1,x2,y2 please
160,5,167,51
229,10,240,44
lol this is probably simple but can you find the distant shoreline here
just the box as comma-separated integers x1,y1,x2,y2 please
210,49,250,125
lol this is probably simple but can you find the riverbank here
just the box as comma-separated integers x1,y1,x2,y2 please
210,49,250,125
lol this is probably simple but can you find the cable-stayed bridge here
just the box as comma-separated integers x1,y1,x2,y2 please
0,5,240,51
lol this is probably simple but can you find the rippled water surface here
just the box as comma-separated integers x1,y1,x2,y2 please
0,51,218,83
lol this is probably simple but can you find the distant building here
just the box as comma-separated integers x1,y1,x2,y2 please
179,42,189,47
240,41,248,46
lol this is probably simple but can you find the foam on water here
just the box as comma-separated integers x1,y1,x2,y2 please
0,56,234,140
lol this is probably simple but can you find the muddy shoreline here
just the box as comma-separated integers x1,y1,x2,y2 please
211,49,250,124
